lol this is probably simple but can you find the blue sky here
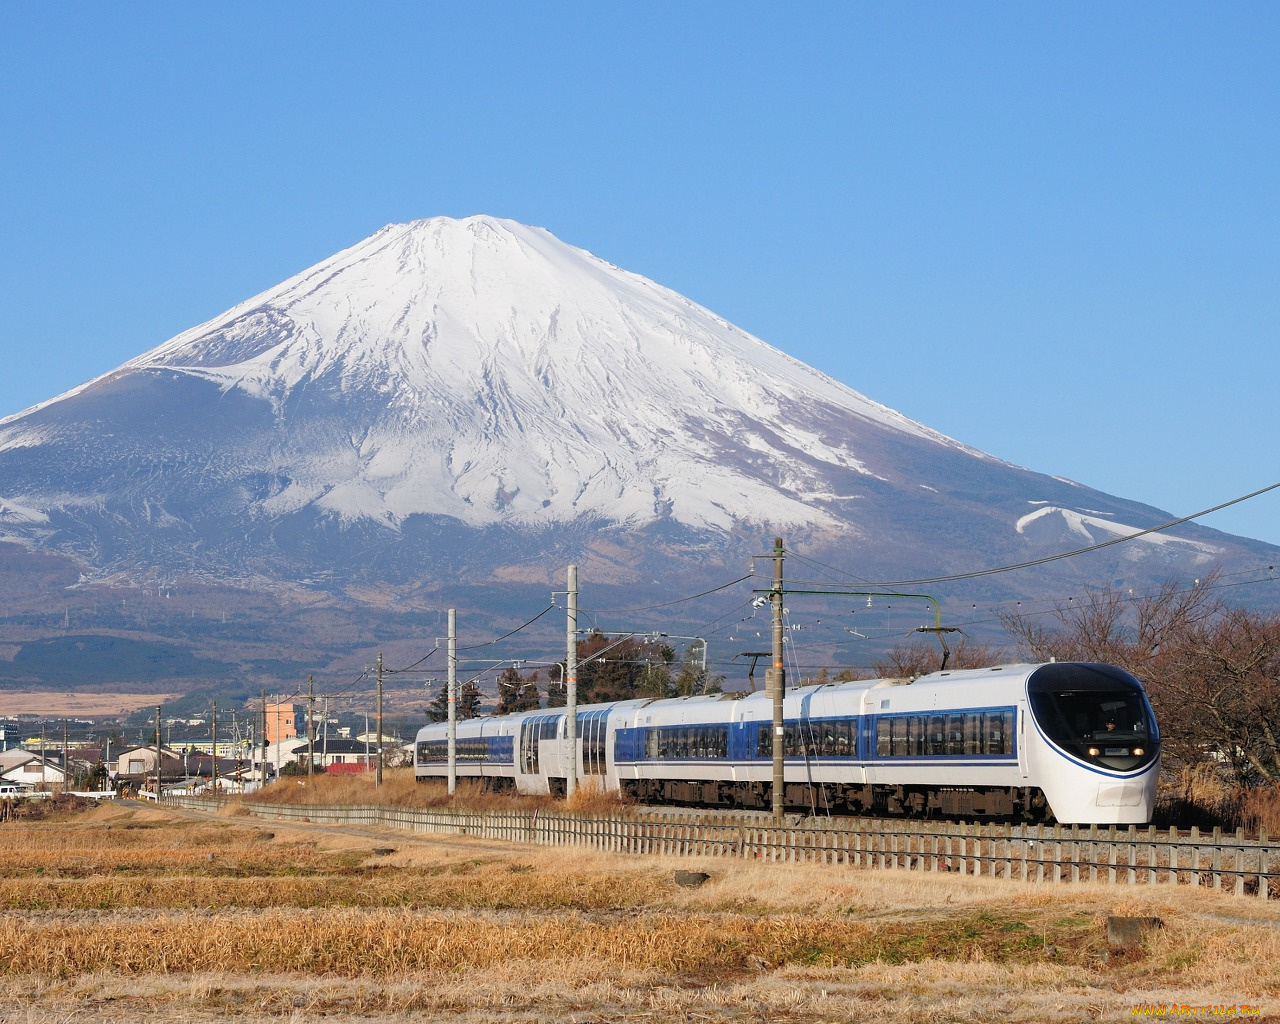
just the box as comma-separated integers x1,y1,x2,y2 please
3,3,1278,545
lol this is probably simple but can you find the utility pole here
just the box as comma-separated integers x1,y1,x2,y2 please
447,609,457,796
767,537,786,821
376,654,384,788
260,689,268,788
61,720,68,794
566,563,578,801
307,675,315,779
211,700,218,797
154,704,163,802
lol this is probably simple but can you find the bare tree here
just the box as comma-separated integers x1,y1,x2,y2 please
1162,607,1280,784
871,635,1007,679
1001,573,1280,786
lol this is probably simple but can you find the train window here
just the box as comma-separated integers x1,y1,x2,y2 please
963,714,982,755
576,712,604,776
1027,663,1159,765
876,719,890,757
933,716,947,755
905,716,923,756
946,715,965,756
984,711,1012,755
890,716,908,757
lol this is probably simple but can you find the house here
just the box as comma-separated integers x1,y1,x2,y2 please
293,737,381,772
0,754,68,791
112,745,186,795
112,745,184,777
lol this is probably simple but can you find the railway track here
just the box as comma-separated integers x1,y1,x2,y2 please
165,796,1280,899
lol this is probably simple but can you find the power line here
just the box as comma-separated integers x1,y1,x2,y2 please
587,572,757,614
788,481,1280,588
457,603,558,651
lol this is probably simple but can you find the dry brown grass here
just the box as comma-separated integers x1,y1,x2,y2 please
1156,764,1280,835
0,800,1277,1023
251,767,629,815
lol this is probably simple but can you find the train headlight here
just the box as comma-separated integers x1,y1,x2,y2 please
1133,747,1144,757
1087,746,1101,757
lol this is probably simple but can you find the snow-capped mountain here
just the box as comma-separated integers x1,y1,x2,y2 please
5,216,979,537
0,216,1272,691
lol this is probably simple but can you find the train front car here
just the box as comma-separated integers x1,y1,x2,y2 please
1024,662,1160,824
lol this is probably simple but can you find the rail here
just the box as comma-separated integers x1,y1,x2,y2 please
164,796,1279,900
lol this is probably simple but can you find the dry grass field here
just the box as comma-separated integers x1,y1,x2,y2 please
0,790,1276,1023
0,689,178,717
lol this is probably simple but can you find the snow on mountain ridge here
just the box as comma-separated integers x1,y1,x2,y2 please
1016,505,1222,558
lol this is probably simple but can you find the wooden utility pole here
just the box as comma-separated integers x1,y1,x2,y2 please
375,654,384,788
154,705,163,801
566,564,578,801
260,689,268,787
307,675,315,779
768,537,786,821
211,700,219,797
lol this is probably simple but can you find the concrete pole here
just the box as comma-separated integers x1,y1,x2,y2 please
447,608,457,796
566,564,578,801
260,690,268,786
211,700,218,797
376,653,384,788
769,537,786,821
307,675,315,779
154,705,163,800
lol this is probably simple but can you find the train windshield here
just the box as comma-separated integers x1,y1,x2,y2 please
1027,663,1158,770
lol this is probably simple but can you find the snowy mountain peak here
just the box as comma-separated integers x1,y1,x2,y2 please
0,214,1266,637
11,216,975,534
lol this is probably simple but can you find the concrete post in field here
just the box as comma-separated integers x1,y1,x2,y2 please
211,700,219,796
376,653,384,788
566,564,578,801
768,537,785,821
447,609,457,796
307,676,315,779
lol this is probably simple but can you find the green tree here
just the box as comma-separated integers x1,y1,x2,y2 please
672,644,706,696
495,666,522,715
427,679,485,722
426,684,449,723
496,666,542,714
577,631,674,703
458,679,483,720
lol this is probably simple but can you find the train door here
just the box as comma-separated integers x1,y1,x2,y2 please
515,713,563,795
860,688,881,785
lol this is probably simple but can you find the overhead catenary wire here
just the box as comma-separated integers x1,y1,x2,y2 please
586,572,758,615
456,603,558,651
784,481,1280,588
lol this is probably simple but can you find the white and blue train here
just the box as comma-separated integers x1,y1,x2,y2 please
414,661,1160,825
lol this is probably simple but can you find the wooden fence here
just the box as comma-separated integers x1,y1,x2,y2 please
166,796,1279,900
